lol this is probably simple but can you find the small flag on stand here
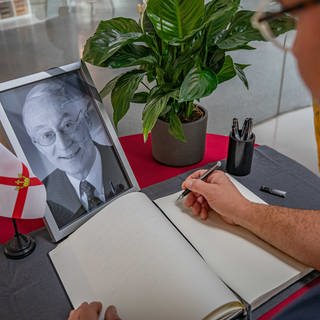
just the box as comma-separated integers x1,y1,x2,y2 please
0,144,46,259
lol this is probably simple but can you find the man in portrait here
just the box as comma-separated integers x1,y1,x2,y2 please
22,78,129,228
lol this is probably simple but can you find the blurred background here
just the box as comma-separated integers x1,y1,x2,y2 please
0,0,317,173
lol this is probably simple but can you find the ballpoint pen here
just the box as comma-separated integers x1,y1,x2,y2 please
233,118,239,134
177,161,222,200
232,118,241,140
241,118,249,140
243,118,253,140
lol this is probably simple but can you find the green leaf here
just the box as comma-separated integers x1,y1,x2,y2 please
159,91,179,117
172,52,196,84
269,14,296,37
146,69,157,83
168,111,186,142
83,18,145,66
207,47,225,74
99,75,121,99
146,0,205,45
205,0,240,44
180,67,218,102
217,10,295,49
217,11,262,49
131,92,149,104
142,89,174,141
111,70,146,128
235,63,250,70
159,102,173,118
234,63,250,89
227,44,256,51
141,11,156,34
217,57,250,88
217,55,236,83
106,44,157,68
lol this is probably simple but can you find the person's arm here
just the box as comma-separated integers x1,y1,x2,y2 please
68,302,122,320
238,203,320,270
182,170,320,270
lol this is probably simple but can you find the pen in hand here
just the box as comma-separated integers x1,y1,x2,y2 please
177,161,222,201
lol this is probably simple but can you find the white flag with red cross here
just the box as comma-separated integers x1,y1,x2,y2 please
0,144,47,219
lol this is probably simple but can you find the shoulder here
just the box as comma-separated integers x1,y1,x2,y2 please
42,169,67,187
95,143,118,163
95,143,114,154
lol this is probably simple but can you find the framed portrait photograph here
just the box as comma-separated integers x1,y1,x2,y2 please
0,61,139,242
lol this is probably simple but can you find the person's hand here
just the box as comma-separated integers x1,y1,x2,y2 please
68,302,122,320
68,302,102,320
181,170,251,224
105,306,122,320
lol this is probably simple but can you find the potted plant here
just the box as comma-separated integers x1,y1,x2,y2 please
83,0,294,166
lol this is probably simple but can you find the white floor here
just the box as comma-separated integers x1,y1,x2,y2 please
254,107,319,175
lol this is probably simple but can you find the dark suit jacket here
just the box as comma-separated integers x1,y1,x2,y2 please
43,144,129,229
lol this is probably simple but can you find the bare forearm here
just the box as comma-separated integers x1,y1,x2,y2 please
236,203,320,270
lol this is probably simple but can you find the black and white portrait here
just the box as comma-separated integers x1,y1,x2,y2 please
0,70,130,230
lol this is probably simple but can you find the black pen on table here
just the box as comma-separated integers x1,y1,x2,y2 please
177,161,222,200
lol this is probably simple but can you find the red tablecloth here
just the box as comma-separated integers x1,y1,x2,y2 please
0,133,229,244
120,133,229,188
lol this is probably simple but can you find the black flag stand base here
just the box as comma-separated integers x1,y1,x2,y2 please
4,219,36,259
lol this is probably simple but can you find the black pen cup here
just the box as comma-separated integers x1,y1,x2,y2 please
226,133,255,176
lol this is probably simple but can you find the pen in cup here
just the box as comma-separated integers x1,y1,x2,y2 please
177,161,222,201
231,117,253,141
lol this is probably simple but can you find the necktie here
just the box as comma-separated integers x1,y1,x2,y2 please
79,180,101,211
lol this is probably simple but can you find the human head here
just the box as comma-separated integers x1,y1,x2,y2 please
254,0,320,99
22,80,96,180
288,0,320,99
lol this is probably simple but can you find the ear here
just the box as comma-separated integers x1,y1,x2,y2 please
83,110,92,129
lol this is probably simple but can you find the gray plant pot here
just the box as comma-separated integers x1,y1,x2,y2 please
151,107,208,166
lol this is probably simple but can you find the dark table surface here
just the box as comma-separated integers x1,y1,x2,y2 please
1,145,320,320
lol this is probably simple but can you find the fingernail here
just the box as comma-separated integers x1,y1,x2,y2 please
108,305,118,316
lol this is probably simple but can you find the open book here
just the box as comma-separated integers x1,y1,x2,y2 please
49,176,311,320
